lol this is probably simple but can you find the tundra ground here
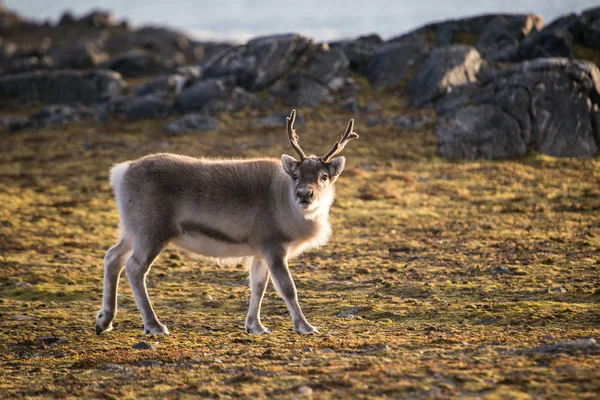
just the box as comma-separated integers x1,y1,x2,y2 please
1,100,600,399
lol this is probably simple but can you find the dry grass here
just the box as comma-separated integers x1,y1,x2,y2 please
1,102,600,399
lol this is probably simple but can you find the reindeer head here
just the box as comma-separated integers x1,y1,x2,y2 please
281,109,359,212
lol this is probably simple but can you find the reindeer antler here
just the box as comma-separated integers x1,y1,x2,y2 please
286,109,307,160
321,119,359,162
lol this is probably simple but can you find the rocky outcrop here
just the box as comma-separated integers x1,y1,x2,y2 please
271,44,349,107
0,69,127,106
125,95,172,121
163,114,219,135
406,45,482,107
515,7,600,61
366,40,430,89
102,49,167,78
1,104,92,132
436,58,600,159
202,34,313,91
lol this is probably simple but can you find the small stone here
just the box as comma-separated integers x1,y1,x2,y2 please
132,341,155,350
136,360,162,367
356,268,371,274
97,363,129,373
297,385,313,396
335,306,361,318
341,97,359,113
303,347,313,352
321,348,333,353
363,100,378,113
8,315,36,320
490,265,510,274
366,118,379,127
551,287,567,293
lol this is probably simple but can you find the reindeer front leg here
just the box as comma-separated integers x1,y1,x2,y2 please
265,250,319,334
245,257,271,334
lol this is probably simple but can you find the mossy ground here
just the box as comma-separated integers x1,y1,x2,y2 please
1,99,600,399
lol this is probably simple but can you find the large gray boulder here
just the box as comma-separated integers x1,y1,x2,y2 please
125,95,172,121
406,45,482,107
475,14,543,61
202,34,313,91
366,41,430,89
0,69,127,106
271,44,349,107
436,58,600,159
163,114,218,135
437,105,527,159
102,49,167,77
177,78,230,114
330,34,383,73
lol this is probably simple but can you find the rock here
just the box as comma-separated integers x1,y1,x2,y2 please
436,58,600,159
490,265,511,274
515,29,574,60
0,38,17,60
550,286,567,293
136,360,162,367
366,41,430,89
97,363,129,373
125,95,172,121
341,97,359,113
132,341,155,350
202,34,313,91
39,336,65,347
178,78,230,114
335,306,361,318
437,104,527,160
395,114,432,129
227,87,258,112
406,45,481,107
254,112,305,128
363,101,379,113
297,386,313,396
0,69,127,106
78,10,115,28
530,338,599,353
102,49,166,78
1,115,31,132
133,74,185,97
331,34,383,73
304,45,349,90
94,95,136,121
58,43,108,69
278,74,333,107
7,314,37,320
3,104,90,133
475,14,543,61
172,65,202,79
163,113,219,135
58,11,75,25
582,18,600,50
6,55,54,73
102,26,194,67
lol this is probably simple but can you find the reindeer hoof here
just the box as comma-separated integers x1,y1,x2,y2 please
294,322,320,334
245,323,271,334
144,323,170,335
95,310,114,335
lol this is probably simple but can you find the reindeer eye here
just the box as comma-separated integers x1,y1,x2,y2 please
293,173,299,181
321,174,329,181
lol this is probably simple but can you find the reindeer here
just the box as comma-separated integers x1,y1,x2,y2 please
95,110,359,335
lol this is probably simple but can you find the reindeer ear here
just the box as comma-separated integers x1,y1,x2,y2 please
329,156,346,177
281,154,298,175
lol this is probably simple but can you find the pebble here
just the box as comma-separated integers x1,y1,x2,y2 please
132,341,155,350
297,385,313,396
